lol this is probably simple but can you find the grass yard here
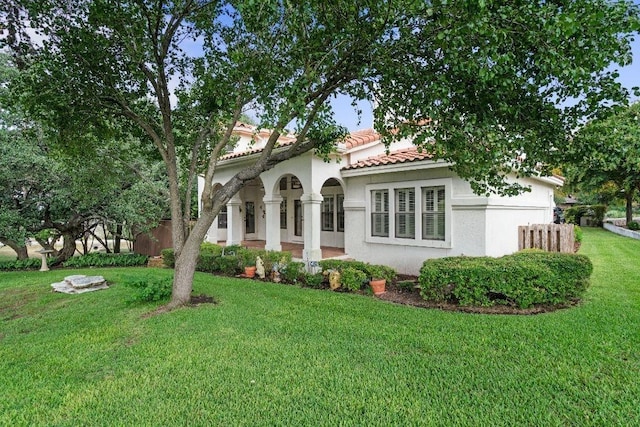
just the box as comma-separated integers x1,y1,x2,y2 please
1,228,639,426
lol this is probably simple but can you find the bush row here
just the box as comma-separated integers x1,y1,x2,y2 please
419,250,593,308
0,252,148,271
63,253,149,268
0,258,46,271
161,244,397,293
162,244,293,276
318,259,397,291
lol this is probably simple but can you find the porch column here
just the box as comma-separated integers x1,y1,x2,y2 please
263,194,282,252
301,192,323,263
226,196,243,246
205,212,219,243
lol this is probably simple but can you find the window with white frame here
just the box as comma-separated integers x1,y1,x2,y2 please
367,179,449,247
395,188,415,239
321,195,334,231
371,189,389,237
422,186,445,240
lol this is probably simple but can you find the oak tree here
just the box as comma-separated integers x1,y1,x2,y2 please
3,0,638,307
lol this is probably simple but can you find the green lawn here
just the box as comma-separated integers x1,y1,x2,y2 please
1,228,639,426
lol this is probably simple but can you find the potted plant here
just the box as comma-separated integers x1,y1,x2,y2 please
366,264,395,296
239,248,257,278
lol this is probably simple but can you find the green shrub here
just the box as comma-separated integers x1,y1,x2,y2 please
281,262,305,284
319,259,367,273
63,253,149,268
216,255,241,275
197,253,218,273
628,221,640,231
396,280,416,291
574,225,583,243
237,247,257,268
303,272,324,288
564,205,606,226
0,258,43,271
200,242,223,255
124,275,173,303
419,252,593,308
340,267,368,291
364,264,396,282
161,248,175,268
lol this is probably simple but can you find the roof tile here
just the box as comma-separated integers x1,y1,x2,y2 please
343,147,433,170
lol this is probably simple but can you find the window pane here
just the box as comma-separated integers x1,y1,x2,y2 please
371,190,389,237
280,198,287,229
395,189,415,238
422,186,445,240
322,196,334,231
337,194,345,232
218,210,228,229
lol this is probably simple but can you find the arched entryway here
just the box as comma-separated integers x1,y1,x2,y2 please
320,178,345,249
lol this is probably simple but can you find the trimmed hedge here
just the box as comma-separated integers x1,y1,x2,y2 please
63,253,149,268
0,253,148,271
0,258,45,271
419,251,593,308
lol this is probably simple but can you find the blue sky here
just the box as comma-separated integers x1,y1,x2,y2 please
332,35,640,132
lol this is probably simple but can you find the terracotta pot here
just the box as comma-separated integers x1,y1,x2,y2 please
369,279,386,296
244,266,257,278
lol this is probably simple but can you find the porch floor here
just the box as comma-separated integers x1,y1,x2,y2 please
219,240,346,260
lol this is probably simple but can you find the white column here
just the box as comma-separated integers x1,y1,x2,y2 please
263,194,283,252
226,196,243,246
301,192,323,262
205,212,219,243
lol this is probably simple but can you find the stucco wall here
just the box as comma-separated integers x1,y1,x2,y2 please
343,167,557,275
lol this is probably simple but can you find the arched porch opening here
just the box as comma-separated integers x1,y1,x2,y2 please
320,178,346,249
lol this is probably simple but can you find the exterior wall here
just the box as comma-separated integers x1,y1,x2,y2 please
343,166,557,275
198,132,559,274
483,177,555,256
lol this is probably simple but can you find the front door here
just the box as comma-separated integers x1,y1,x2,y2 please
294,200,302,237
245,201,255,234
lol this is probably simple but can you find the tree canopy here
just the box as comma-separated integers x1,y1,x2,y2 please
2,0,639,307
564,101,640,224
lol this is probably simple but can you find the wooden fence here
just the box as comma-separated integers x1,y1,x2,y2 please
518,224,575,253
133,220,173,257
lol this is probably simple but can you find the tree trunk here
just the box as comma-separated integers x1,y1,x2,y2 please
167,212,216,309
114,223,122,253
0,238,29,260
50,231,79,265
625,188,635,225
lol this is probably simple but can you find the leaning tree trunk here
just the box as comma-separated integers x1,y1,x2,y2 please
0,238,29,260
50,231,79,266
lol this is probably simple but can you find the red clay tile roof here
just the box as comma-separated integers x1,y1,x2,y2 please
343,147,434,170
344,128,380,149
220,128,379,161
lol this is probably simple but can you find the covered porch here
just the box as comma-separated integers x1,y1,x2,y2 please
221,240,347,260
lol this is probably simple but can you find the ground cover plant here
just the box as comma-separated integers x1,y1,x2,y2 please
1,228,639,425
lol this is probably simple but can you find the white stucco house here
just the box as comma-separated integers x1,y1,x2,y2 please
197,123,561,275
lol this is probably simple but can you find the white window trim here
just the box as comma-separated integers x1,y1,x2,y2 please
365,178,452,248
